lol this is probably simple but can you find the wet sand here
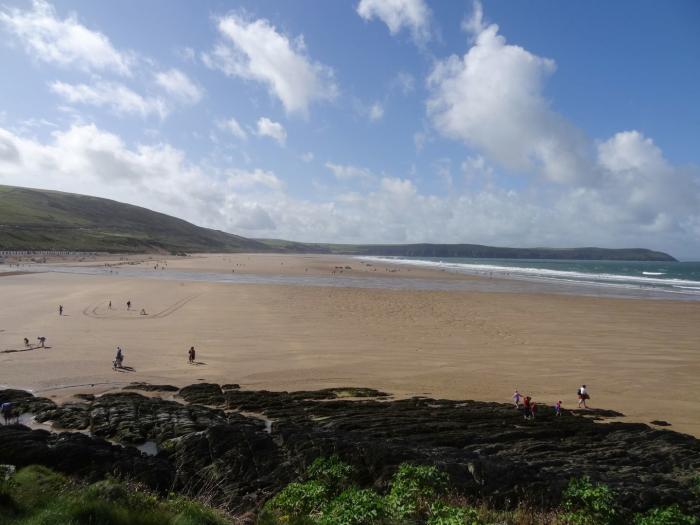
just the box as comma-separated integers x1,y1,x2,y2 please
1,253,699,436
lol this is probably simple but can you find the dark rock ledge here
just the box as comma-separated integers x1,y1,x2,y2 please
1,385,698,516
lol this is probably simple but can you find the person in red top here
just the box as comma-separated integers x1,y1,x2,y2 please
522,396,532,420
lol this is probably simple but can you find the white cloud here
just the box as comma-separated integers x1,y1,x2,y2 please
0,0,132,75
368,102,384,122
461,155,493,182
357,0,431,43
49,80,168,119
228,168,284,191
155,69,203,104
203,14,338,115
325,162,373,181
256,117,287,145
427,2,592,184
218,117,247,140
178,46,196,62
301,152,314,163
392,71,415,94
369,102,384,122
0,123,697,256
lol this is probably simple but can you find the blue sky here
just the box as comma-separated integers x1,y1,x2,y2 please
1,0,699,258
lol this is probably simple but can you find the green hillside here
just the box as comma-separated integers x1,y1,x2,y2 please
0,185,677,261
0,185,270,253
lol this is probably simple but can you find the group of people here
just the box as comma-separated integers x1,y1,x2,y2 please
22,336,46,348
512,384,590,420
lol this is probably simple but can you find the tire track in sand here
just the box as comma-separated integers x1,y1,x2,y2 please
82,294,199,320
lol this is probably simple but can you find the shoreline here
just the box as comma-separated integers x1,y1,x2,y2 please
1,253,699,436
4,251,699,302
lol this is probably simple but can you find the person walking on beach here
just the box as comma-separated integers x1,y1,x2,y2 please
23,337,30,347
126,300,131,311
188,346,195,364
113,347,124,370
555,400,562,416
512,389,522,408
37,336,46,348
58,305,63,316
108,301,112,310
577,385,590,408
530,401,537,419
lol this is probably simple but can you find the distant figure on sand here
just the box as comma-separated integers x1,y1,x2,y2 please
23,337,29,347
37,336,46,348
188,346,195,364
530,401,537,419
512,389,521,408
140,308,147,316
108,301,112,309
113,347,124,370
126,300,131,310
577,385,590,408
555,400,562,416
59,305,63,316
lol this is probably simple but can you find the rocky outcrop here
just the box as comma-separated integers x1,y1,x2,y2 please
1,386,698,516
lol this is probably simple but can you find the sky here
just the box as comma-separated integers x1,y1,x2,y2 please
0,0,699,258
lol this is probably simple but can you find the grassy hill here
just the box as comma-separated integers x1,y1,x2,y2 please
0,185,676,261
0,185,270,253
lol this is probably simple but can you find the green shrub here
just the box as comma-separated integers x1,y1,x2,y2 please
306,456,355,492
633,505,698,525
264,480,329,519
11,465,69,509
561,477,618,525
386,463,449,521
318,487,386,525
428,501,482,525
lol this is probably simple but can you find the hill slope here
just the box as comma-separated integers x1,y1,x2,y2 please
0,185,677,261
0,185,270,253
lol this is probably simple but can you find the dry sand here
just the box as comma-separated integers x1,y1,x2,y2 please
1,253,699,436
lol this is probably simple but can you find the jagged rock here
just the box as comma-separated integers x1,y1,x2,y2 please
178,383,224,405
1,385,699,517
0,425,174,490
650,420,671,427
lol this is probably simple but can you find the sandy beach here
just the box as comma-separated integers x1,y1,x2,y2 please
1,253,699,436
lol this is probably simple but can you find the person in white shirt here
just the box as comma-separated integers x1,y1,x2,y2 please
578,384,590,408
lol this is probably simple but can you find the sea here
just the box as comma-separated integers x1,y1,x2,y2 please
361,256,700,300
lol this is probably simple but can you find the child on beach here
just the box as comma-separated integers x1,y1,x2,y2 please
555,400,562,416
37,336,46,348
59,305,63,316
126,300,131,310
512,390,522,408
188,346,195,364
23,337,29,347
